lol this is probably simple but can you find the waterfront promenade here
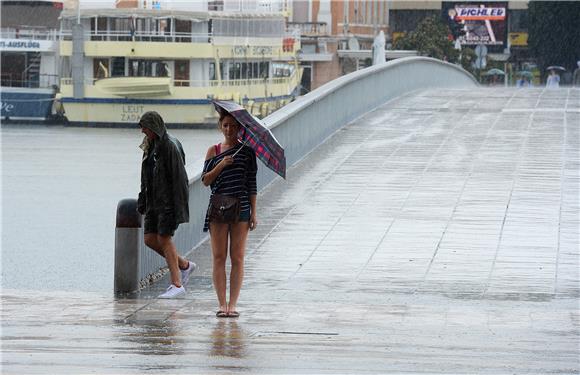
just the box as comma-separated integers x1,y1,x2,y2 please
2,87,579,374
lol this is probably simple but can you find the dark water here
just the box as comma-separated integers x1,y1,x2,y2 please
1,125,220,293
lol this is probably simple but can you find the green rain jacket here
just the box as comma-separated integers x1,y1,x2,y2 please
137,111,189,225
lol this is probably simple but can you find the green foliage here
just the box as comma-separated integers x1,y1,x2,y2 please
528,1,580,73
393,16,459,63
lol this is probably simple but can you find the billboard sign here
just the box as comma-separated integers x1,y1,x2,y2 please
0,39,55,52
443,2,508,47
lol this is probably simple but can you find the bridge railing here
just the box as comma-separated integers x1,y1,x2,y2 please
114,56,478,295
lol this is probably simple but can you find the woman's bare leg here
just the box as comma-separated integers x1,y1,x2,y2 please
228,221,250,314
210,223,230,312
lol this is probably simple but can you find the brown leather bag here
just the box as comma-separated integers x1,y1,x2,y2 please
209,194,240,224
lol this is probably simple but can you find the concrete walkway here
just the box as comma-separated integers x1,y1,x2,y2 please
2,88,579,374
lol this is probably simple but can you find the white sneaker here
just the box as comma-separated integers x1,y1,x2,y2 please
158,284,185,299
180,261,197,286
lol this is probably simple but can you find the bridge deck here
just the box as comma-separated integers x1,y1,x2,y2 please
3,87,579,374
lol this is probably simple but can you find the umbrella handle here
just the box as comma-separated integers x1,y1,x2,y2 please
232,140,247,157
232,127,248,157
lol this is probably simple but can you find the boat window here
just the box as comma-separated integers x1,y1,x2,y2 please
253,62,259,79
174,60,189,86
241,63,248,79
240,19,249,36
111,18,132,41
175,19,191,42
128,59,169,77
111,57,126,77
60,56,71,80
272,63,294,78
228,62,241,80
94,58,110,79
259,62,269,78
1,53,26,87
209,63,216,81
91,17,108,41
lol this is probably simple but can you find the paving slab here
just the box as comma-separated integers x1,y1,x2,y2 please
2,88,579,374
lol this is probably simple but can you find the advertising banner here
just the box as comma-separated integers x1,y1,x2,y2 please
508,32,528,47
0,39,55,52
442,2,508,48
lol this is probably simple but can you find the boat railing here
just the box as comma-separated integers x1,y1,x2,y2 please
59,29,211,43
61,70,297,88
0,27,59,41
1,73,59,89
175,74,296,88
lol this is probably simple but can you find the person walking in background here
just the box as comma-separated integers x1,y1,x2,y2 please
546,69,560,88
137,111,196,299
573,61,580,87
202,112,258,318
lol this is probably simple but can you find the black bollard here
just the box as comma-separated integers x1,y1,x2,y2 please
114,198,141,295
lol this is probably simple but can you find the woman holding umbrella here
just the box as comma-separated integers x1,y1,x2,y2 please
546,70,560,88
546,66,565,88
202,111,258,318
203,100,286,318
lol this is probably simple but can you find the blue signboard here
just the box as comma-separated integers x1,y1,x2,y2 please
1,91,54,119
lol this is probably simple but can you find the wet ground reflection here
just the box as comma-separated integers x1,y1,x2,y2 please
117,312,186,358
209,319,248,360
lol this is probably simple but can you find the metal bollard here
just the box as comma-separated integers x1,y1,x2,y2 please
114,198,141,295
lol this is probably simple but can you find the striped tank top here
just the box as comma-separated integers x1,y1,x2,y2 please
202,143,257,232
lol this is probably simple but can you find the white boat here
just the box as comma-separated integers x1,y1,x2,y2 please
57,7,302,127
0,0,63,122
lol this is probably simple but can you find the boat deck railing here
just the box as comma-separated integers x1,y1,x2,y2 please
59,30,211,43
59,29,299,44
1,27,59,41
2,74,59,89
61,72,297,88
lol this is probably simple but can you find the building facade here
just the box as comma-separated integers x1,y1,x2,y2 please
292,0,532,89
290,0,391,91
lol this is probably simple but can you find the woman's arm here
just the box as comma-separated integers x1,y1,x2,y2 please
201,145,233,186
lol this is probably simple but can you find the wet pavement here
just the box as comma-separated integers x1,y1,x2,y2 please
2,88,579,374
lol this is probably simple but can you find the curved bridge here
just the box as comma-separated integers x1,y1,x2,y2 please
115,57,480,291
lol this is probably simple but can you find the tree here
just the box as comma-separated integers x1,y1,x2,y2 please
393,16,459,63
528,2,580,74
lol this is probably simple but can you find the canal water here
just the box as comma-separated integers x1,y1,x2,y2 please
1,124,220,293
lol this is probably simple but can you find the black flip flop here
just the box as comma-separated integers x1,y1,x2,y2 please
216,310,228,318
227,311,240,318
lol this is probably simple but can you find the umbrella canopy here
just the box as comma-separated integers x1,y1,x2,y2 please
546,66,566,71
516,70,533,78
213,100,286,179
483,68,505,76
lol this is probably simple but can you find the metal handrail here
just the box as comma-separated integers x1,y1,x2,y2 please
60,71,297,88
59,29,299,43
59,29,212,42
1,73,59,89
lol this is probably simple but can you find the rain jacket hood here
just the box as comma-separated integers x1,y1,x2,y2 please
139,111,167,138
